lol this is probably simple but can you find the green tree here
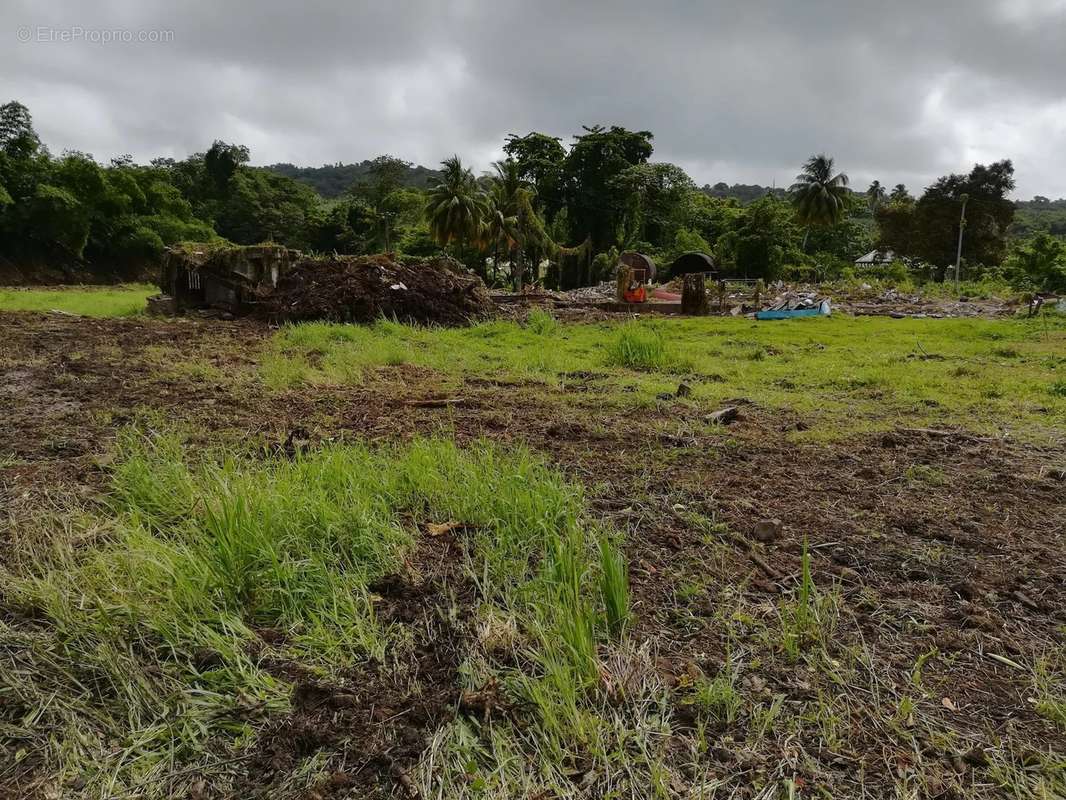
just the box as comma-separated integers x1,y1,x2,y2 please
350,154,414,250
204,141,250,191
0,101,42,158
610,162,694,248
890,183,912,203
912,160,1015,278
718,194,801,279
1003,233,1066,292
425,155,488,269
502,132,566,218
866,180,887,211
561,125,654,250
790,154,850,249
874,199,917,257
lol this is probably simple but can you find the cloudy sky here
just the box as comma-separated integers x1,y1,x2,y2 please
3,0,1065,198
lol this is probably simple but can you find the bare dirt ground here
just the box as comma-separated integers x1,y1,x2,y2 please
2,310,1065,798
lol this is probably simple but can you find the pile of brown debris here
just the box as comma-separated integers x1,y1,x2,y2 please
152,244,495,326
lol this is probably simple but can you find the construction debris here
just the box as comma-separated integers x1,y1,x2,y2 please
263,255,493,326
152,244,494,326
764,291,829,312
707,406,740,425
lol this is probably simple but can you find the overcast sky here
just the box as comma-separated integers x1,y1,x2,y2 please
3,0,1065,198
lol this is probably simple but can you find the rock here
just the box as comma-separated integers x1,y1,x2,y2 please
753,518,783,542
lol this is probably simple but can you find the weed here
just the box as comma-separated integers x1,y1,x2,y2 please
778,541,839,661
911,648,939,689
688,667,743,726
256,314,1066,440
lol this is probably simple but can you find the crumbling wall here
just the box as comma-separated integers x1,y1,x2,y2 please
160,243,300,312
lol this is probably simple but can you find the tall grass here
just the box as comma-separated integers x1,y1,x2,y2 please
525,307,560,336
2,430,631,797
605,321,688,372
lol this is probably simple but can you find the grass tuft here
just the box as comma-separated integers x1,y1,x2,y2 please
605,322,689,372
525,308,560,336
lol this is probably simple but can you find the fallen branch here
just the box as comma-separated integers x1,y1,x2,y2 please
405,397,468,408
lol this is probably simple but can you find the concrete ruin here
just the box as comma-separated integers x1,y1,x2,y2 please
154,243,300,315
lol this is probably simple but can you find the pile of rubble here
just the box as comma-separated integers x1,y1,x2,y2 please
838,286,1017,318
764,290,827,312
562,281,616,303
262,255,494,326
154,244,495,326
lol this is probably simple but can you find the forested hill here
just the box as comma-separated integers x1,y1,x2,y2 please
265,160,795,205
1012,197,1066,237
263,160,441,197
701,182,788,203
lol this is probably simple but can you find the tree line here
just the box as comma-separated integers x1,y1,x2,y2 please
0,100,1062,291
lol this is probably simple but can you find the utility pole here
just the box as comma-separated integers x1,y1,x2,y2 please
954,193,969,293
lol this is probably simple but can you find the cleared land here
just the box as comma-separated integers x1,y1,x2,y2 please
1,296,1064,799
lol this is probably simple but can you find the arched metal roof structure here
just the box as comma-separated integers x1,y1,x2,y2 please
619,251,656,282
670,251,716,276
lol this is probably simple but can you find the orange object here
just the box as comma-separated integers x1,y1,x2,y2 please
623,285,647,303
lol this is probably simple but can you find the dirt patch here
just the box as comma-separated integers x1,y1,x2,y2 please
232,534,471,800
1,310,1064,799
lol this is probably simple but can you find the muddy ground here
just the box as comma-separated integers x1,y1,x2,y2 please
2,310,1065,798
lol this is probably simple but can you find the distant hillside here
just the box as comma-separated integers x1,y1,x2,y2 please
263,161,441,198
701,182,788,203
1012,197,1066,238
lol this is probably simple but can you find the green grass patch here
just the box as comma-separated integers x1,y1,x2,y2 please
261,313,1066,439
0,283,154,317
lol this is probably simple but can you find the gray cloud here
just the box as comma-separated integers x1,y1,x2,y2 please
2,0,1064,197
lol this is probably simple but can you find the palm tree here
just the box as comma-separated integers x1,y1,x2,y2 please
426,155,488,266
790,154,850,249
866,180,887,211
489,159,544,287
484,188,518,284
491,159,525,215
890,183,911,203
